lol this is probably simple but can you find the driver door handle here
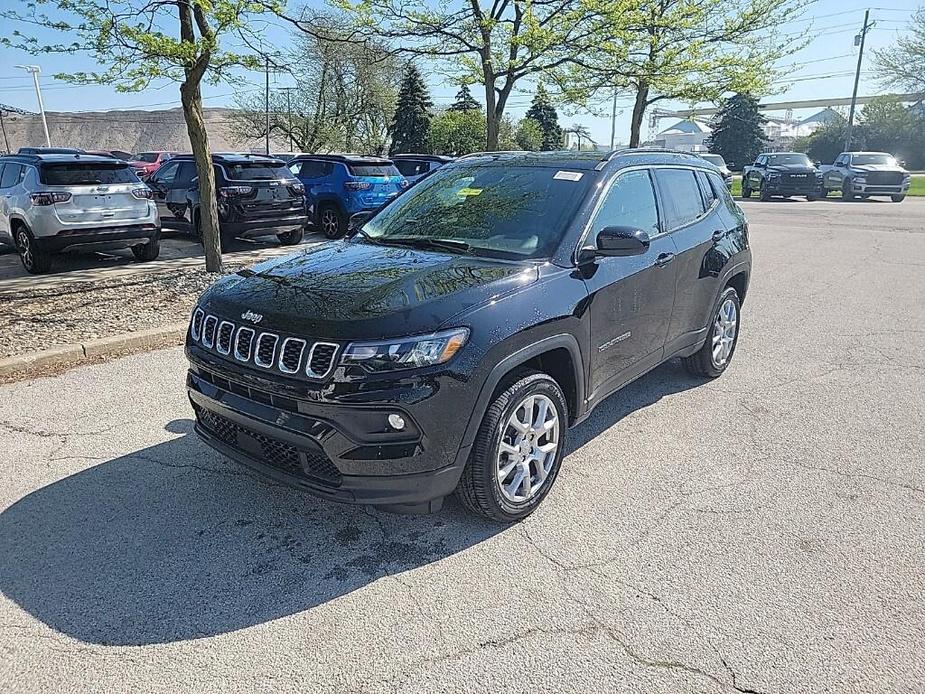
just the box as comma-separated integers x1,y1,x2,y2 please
654,252,675,267
712,229,725,242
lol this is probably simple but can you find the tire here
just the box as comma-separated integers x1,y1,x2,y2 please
15,226,53,274
682,286,741,379
318,204,344,239
759,181,771,201
806,193,817,201
277,226,304,245
456,372,568,522
891,194,906,203
842,179,856,201
741,181,752,198
131,235,160,262
193,211,203,242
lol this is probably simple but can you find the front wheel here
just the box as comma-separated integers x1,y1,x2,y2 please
759,181,772,201
683,287,741,378
741,181,752,198
891,194,905,203
277,227,304,246
457,373,567,522
842,179,856,201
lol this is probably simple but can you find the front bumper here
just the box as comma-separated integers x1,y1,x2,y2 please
185,347,472,508
852,181,910,195
764,180,817,196
35,224,160,253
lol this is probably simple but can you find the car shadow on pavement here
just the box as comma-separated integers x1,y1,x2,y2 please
0,361,705,647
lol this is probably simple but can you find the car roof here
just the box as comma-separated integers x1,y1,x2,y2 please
0,153,130,165
391,154,455,163
455,148,719,172
763,152,806,156
170,152,284,165
289,154,393,165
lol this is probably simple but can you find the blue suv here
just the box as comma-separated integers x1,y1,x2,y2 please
288,154,407,238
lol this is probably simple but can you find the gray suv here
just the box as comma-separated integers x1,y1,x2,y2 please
0,153,160,274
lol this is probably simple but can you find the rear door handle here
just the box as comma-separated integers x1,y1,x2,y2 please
654,252,675,267
712,229,725,242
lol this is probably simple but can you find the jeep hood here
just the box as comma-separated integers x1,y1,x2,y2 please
767,164,817,173
850,164,906,173
199,240,538,339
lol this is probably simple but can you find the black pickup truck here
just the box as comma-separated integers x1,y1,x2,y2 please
742,152,820,201
818,151,910,202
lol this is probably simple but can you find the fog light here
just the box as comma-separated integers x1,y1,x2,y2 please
388,413,405,431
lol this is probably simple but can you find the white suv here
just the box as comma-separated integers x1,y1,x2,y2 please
0,153,161,274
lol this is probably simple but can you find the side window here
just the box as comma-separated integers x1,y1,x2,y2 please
292,160,324,178
592,169,660,236
696,170,717,208
653,168,706,230
174,162,197,188
153,161,179,187
0,164,24,188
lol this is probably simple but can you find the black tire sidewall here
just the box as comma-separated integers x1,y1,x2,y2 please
16,227,50,274
471,375,568,521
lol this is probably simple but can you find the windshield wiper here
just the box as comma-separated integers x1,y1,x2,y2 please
377,236,473,254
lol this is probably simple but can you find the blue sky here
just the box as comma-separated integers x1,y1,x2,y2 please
0,0,918,146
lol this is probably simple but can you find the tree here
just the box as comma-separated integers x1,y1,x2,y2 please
706,94,769,170
428,109,485,155
874,7,925,94
390,65,432,154
802,116,850,165
2,0,278,272
515,119,544,151
282,0,607,151
560,0,804,147
564,124,593,150
448,85,481,112
229,17,401,154
525,85,563,151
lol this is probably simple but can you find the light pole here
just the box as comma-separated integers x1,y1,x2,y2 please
16,65,51,147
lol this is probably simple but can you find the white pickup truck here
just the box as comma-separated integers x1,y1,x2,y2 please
818,152,911,202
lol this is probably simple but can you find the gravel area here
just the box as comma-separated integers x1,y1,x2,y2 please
0,265,246,358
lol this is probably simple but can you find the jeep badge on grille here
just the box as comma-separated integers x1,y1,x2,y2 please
241,310,264,324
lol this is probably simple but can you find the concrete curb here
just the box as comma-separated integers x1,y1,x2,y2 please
0,322,189,377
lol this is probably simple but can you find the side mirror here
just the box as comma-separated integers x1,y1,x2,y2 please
348,210,374,232
813,161,822,168
594,226,651,258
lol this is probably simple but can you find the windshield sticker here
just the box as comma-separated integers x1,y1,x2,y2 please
457,187,483,196
554,171,583,181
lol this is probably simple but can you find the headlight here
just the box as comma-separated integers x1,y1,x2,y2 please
854,177,866,183
767,172,779,179
342,328,469,371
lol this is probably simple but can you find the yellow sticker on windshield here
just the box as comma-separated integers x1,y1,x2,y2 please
457,187,483,196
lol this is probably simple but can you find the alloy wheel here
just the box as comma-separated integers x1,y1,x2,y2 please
17,230,33,271
496,394,561,503
711,297,738,368
321,209,339,238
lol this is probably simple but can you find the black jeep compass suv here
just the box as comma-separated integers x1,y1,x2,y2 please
186,150,751,522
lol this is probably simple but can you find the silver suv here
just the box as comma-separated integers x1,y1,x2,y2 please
0,153,160,274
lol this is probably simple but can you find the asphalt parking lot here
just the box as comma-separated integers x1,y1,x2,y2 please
1,198,923,693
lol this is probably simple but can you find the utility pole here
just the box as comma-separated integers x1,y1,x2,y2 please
0,109,10,153
845,9,873,151
15,65,50,147
264,56,270,155
609,88,618,150
280,87,295,153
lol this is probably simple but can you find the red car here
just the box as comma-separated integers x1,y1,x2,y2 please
130,151,178,178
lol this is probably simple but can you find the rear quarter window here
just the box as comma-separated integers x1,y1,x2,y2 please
40,163,139,186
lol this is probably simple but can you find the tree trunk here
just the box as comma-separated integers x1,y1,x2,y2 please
180,80,222,273
629,81,649,148
484,75,498,151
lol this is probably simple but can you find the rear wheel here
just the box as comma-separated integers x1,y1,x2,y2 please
842,179,856,201
16,227,52,274
318,204,344,239
891,194,906,203
131,235,160,262
457,372,567,522
277,226,304,246
683,287,741,379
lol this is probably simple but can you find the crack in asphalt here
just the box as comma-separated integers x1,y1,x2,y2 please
129,452,293,490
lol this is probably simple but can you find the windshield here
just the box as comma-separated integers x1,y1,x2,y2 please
224,162,296,181
135,153,158,163
701,154,726,167
852,153,896,166
767,153,812,167
349,164,401,177
40,163,139,185
360,164,594,259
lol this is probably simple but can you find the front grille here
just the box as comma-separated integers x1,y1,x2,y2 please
188,311,339,380
308,343,338,377
254,333,278,368
864,172,903,185
194,404,342,485
782,173,812,184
